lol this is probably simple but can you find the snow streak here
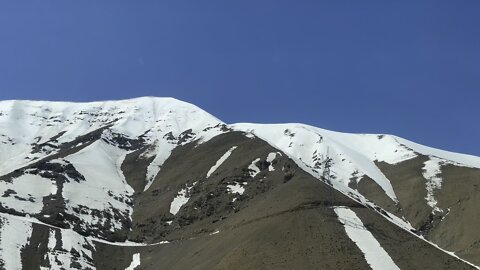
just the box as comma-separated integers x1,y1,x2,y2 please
206,146,237,178
333,207,400,270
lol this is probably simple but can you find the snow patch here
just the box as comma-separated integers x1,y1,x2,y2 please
45,228,95,270
0,216,32,270
244,132,255,139
206,146,238,178
266,152,277,171
126,253,141,270
248,158,261,178
422,157,444,213
196,125,228,145
49,158,69,166
63,140,134,231
170,182,197,215
333,207,400,270
227,182,246,195
0,174,55,214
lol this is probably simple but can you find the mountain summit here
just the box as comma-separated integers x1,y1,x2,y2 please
0,97,479,269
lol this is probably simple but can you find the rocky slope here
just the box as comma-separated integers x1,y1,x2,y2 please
0,97,478,269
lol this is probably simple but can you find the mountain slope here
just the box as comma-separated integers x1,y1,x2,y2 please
232,124,480,264
0,97,478,269
231,123,480,264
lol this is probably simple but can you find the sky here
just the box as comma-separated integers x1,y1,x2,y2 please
0,1,479,156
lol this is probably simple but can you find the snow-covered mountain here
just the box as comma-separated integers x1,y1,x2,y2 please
0,97,479,269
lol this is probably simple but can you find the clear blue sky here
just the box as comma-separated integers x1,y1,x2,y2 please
0,1,479,156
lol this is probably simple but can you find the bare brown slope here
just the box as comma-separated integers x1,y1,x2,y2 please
93,164,473,270
433,164,480,264
373,156,480,265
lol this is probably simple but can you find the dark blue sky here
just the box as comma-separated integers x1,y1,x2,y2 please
0,1,479,155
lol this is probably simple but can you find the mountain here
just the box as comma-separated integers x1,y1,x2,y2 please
0,97,478,269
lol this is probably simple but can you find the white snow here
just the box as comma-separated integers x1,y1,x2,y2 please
64,140,134,230
126,253,141,270
395,136,480,169
49,158,69,166
196,125,229,145
422,157,444,213
333,207,400,270
317,132,417,165
0,97,225,191
45,228,95,270
227,182,246,195
170,189,190,215
0,174,56,214
170,182,197,215
0,216,32,270
266,152,277,171
206,146,238,178
248,158,261,178
244,132,255,139
232,123,399,202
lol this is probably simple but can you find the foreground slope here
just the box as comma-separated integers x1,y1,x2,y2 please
0,97,478,269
